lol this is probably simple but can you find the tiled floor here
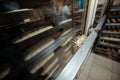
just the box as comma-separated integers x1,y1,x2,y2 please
78,52,120,80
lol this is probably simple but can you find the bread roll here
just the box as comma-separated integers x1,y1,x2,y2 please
106,23,120,26
59,19,72,25
103,31,120,34
5,9,33,13
118,19,120,22
41,57,58,75
24,18,31,23
24,38,55,61
99,41,120,48
101,37,120,42
0,64,11,79
74,35,86,47
45,65,59,80
30,52,54,74
112,19,116,23
107,19,110,23
14,26,53,44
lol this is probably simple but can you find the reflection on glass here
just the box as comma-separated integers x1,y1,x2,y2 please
93,0,107,27
0,0,88,80
72,0,86,32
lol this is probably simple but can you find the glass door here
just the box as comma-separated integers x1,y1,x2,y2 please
93,0,108,27
0,0,89,80
72,0,88,34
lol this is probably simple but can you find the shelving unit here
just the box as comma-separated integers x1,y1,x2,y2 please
94,9,120,61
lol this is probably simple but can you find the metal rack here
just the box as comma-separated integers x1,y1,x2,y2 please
94,9,120,62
